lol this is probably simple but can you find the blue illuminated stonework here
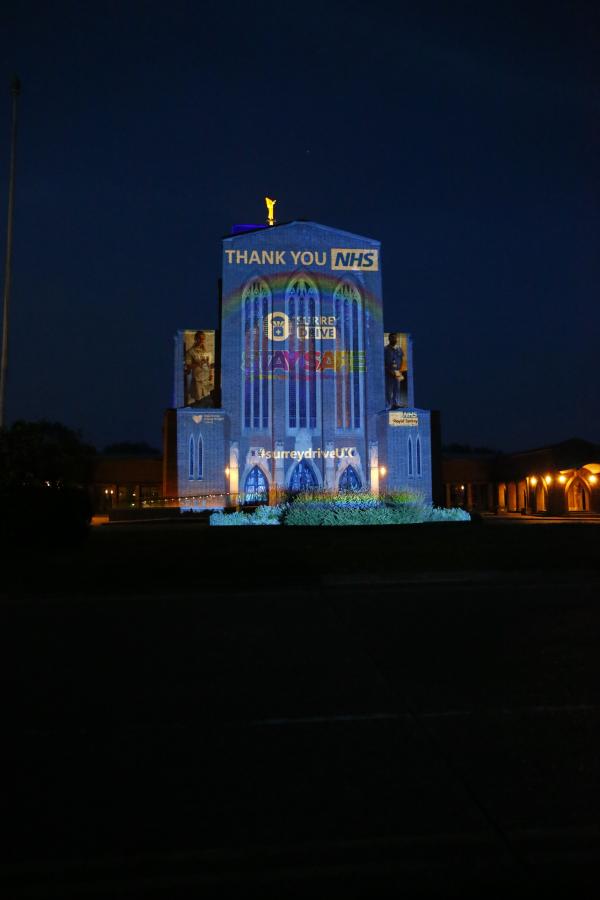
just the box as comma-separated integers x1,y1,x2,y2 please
164,221,433,504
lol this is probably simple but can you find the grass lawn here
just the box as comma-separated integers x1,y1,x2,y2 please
4,517,600,599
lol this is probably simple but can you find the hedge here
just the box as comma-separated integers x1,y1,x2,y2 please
210,495,470,527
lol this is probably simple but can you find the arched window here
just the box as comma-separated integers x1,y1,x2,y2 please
244,466,268,502
286,275,320,430
416,437,421,476
333,280,363,430
197,435,203,480
242,278,271,430
289,460,318,492
188,435,195,480
408,436,413,476
339,465,362,492
567,478,590,511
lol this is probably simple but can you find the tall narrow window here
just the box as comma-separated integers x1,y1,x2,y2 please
333,281,363,430
408,436,413,476
286,275,320,431
188,435,195,480
242,278,272,430
416,436,421,476
352,297,360,427
197,435,203,480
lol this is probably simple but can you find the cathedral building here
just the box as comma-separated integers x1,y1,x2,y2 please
163,219,435,505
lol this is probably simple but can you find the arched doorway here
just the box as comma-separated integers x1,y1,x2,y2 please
497,483,506,509
339,465,362,492
518,481,527,511
567,478,590,511
244,466,269,503
507,482,517,512
289,460,318,492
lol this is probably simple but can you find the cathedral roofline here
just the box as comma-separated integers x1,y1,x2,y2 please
223,220,380,245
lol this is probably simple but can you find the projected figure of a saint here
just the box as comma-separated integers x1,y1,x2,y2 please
185,331,213,406
384,332,404,409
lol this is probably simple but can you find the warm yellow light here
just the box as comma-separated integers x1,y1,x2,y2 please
530,476,537,486
590,475,598,485
558,474,567,484
545,475,552,485
460,484,465,490
379,465,387,477
225,467,230,477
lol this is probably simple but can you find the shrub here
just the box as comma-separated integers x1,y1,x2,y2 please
210,504,289,526
283,501,331,526
429,506,471,522
383,490,424,506
283,495,404,526
210,495,470,526
283,493,471,526
250,503,287,525
325,505,398,526
210,510,251,526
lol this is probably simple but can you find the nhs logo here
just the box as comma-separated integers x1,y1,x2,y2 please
331,248,379,271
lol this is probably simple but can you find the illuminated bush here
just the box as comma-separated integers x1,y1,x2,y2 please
250,503,287,524
210,495,470,526
210,504,287,526
383,490,425,506
285,503,398,526
426,506,471,522
210,510,251,526
282,493,470,526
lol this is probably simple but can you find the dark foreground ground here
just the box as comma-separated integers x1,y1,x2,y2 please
2,519,600,898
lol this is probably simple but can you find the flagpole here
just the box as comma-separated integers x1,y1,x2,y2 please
0,76,21,429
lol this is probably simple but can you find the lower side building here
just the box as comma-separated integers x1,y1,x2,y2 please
443,439,600,515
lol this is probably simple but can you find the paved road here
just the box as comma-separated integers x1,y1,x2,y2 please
3,573,600,897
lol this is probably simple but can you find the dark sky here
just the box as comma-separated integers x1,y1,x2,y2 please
2,0,599,452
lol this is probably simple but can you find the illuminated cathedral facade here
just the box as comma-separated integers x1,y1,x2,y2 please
163,220,435,505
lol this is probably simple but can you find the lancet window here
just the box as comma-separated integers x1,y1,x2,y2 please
242,278,272,430
286,275,320,431
197,435,203,480
188,435,195,480
333,281,363,430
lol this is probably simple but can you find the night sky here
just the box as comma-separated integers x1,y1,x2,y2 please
2,1,599,452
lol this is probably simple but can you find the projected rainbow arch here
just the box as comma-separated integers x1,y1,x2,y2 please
221,270,383,325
